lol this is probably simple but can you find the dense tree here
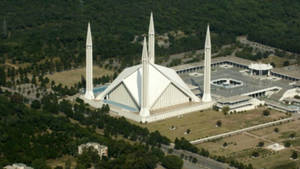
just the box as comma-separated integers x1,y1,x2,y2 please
161,155,183,169
0,94,168,169
174,137,198,153
31,100,41,109
1,0,300,68
0,67,6,86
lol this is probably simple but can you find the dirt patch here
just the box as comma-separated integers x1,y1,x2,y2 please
46,66,113,87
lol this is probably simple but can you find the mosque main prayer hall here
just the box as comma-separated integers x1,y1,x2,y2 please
81,13,215,123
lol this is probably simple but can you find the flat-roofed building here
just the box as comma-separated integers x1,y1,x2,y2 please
4,163,33,169
216,95,263,113
265,100,300,113
283,98,300,105
249,63,273,76
293,81,300,88
78,142,108,159
271,65,300,81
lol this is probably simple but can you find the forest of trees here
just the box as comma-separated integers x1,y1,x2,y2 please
1,0,300,68
0,92,171,169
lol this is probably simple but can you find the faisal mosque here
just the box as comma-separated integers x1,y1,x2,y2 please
81,13,300,123
82,13,213,122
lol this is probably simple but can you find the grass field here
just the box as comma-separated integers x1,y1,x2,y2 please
137,107,287,142
46,66,113,87
47,155,76,169
196,119,300,169
259,55,289,67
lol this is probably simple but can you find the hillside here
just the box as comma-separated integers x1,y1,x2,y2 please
0,0,300,67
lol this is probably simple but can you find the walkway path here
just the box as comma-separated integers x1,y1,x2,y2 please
191,114,300,144
244,131,300,152
243,132,274,144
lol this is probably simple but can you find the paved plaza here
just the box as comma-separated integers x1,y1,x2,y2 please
180,65,294,99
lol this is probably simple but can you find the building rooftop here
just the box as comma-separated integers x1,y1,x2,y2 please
4,163,33,169
249,63,273,70
265,100,300,112
172,56,253,71
180,66,294,98
272,65,300,79
172,56,300,80
217,95,251,104
294,81,300,87
79,142,107,149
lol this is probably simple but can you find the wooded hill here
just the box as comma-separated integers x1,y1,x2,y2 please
1,0,300,66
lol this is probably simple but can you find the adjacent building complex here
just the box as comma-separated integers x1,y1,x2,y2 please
81,13,300,123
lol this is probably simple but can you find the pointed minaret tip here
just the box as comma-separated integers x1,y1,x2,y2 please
205,24,211,48
148,12,155,34
142,37,148,60
86,22,92,46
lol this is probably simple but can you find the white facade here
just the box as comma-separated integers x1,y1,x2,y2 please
84,23,95,100
4,163,33,169
202,25,212,102
83,14,218,123
148,12,155,64
216,96,264,113
249,63,273,76
280,88,300,101
96,63,200,112
78,142,108,159
140,37,150,118
95,14,202,122
266,143,285,151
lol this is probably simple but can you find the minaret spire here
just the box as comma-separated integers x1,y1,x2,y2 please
84,22,94,100
202,25,212,102
148,12,155,64
140,37,150,121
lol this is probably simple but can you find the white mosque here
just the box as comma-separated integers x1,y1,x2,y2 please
82,13,214,123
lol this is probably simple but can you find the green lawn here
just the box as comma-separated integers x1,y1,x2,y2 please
136,107,287,141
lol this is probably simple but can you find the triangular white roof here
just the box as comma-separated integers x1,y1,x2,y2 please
96,63,199,108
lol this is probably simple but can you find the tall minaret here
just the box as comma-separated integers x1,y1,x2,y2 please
84,22,94,100
148,12,155,64
202,25,212,102
140,37,150,121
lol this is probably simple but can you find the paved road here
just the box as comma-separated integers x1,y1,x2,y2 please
183,160,210,169
160,144,234,169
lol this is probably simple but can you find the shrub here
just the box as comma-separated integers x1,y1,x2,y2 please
263,109,270,116
284,141,291,148
222,106,230,115
192,157,198,163
291,151,298,159
257,141,264,147
216,120,222,127
252,151,259,157
289,133,296,139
